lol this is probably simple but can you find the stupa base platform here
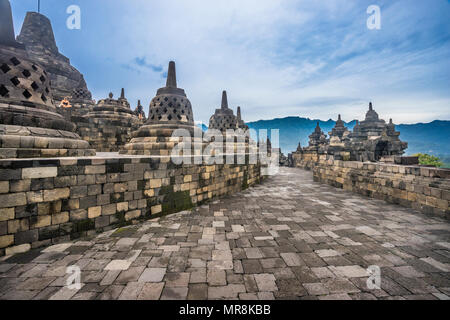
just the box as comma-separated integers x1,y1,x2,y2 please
0,124,95,159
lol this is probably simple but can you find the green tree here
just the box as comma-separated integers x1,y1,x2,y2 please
413,153,443,167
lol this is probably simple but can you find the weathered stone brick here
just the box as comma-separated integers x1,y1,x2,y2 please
15,229,38,245
70,209,87,221
95,216,110,229
150,179,162,188
117,202,129,213
0,207,14,222
70,185,87,198
26,190,44,203
37,202,50,215
54,176,77,188
5,243,31,256
88,206,101,219
0,235,14,248
0,193,27,208
0,169,21,181
88,184,102,196
43,188,70,202
151,205,162,215
85,165,105,175
30,215,51,229
125,210,141,221
0,221,6,235
0,181,9,193
22,167,57,179
52,212,69,225
102,204,116,216
7,218,29,233
79,196,97,209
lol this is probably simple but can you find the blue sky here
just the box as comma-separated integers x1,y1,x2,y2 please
10,0,450,124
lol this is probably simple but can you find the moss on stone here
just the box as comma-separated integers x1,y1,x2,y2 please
72,218,95,233
161,190,193,215
242,171,249,190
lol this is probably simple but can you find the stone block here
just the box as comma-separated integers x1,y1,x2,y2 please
0,193,27,208
150,179,162,188
5,243,31,256
22,167,58,179
117,202,129,212
7,218,29,233
0,181,9,193
70,209,87,221
102,204,116,216
30,215,51,229
88,206,101,219
26,190,44,203
44,188,70,202
85,165,106,174
95,216,110,228
125,210,141,221
70,186,88,198
0,208,14,222
15,229,38,245
151,205,162,215
0,235,14,248
0,169,21,180
52,212,69,225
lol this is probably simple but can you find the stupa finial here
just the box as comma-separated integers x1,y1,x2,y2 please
237,106,242,120
120,88,125,99
166,61,177,88
369,102,373,111
221,90,228,109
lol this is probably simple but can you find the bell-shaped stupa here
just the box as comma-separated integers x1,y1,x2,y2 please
0,0,95,158
120,61,203,156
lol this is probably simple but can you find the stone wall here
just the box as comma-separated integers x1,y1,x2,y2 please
0,155,263,256
291,151,320,170
311,155,450,218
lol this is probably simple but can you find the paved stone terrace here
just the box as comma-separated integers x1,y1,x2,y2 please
0,168,449,300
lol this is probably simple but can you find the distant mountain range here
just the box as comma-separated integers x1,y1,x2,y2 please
196,117,450,165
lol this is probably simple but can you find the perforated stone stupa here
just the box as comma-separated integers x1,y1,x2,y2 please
76,89,141,152
209,91,238,132
17,11,92,105
120,61,204,156
0,0,95,158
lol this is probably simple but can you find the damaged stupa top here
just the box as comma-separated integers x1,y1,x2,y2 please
147,61,193,124
0,0,95,158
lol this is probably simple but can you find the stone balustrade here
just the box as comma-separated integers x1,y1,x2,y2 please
309,154,449,218
0,155,263,256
